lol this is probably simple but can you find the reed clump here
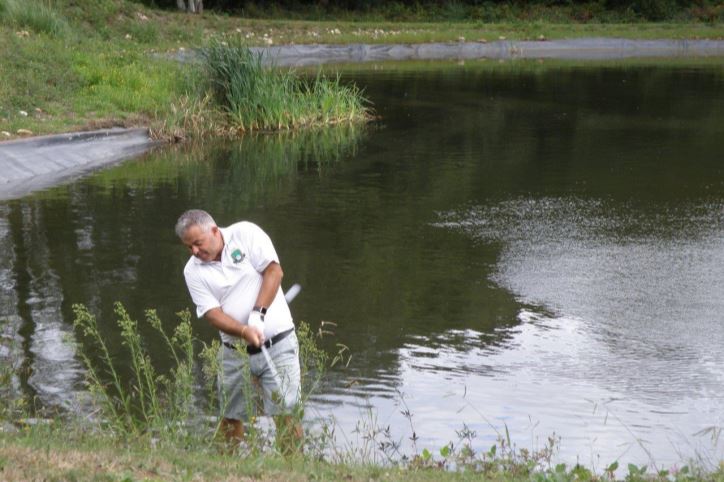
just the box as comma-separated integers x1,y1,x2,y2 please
202,37,371,133
152,92,222,142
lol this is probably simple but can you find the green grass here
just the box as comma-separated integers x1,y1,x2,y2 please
0,24,189,137
0,0,373,140
2,420,724,481
0,0,69,36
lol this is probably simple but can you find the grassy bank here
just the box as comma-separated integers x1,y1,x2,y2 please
0,0,371,141
0,0,722,141
4,426,721,481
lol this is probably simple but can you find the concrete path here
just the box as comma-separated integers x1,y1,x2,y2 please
0,128,156,201
256,38,724,66
167,38,724,66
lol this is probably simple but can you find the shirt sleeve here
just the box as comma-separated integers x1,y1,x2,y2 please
184,264,220,319
240,222,280,273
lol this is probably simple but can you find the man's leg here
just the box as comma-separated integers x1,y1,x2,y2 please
218,346,250,450
257,332,304,454
220,417,244,444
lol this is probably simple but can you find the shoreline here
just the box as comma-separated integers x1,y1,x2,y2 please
0,128,156,201
2,38,724,201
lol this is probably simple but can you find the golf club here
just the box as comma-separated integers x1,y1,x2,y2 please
260,283,302,393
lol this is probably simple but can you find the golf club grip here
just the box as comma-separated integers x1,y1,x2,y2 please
284,283,301,303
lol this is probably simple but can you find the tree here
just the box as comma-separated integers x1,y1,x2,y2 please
177,0,203,13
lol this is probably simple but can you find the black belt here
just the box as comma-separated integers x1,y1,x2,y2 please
223,328,294,355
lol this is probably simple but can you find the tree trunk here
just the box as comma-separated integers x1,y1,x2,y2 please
178,0,203,14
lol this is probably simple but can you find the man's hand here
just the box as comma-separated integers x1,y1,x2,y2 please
245,311,266,347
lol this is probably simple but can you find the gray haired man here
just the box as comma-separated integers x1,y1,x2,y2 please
175,209,303,452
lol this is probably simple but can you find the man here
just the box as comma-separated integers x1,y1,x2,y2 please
175,209,303,452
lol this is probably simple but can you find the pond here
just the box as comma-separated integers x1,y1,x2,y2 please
2,58,723,468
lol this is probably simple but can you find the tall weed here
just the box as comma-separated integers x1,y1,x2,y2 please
125,20,159,44
72,303,198,438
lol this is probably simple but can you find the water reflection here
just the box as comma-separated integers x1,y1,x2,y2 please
0,205,24,406
2,203,87,413
436,197,724,400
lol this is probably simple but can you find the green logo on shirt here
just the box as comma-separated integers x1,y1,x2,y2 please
231,249,245,264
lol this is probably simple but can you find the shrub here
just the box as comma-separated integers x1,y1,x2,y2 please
690,2,724,23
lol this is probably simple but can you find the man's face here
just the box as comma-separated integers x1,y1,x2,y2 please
181,224,223,262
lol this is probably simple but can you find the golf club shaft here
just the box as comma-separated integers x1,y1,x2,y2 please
263,283,302,390
261,345,282,389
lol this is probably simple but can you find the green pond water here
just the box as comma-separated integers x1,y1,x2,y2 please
1,59,723,468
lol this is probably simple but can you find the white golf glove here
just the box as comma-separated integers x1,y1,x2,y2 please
247,310,266,342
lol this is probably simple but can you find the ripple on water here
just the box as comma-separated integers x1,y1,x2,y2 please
426,197,724,466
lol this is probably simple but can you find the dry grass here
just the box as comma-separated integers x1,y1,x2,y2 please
150,92,222,142
0,444,175,481
0,434,392,481
0,440,282,481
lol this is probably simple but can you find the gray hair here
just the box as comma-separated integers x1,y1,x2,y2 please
175,209,216,238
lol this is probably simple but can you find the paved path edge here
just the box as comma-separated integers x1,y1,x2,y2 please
0,128,156,201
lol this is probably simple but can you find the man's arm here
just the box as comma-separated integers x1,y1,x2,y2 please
204,308,264,347
254,261,284,309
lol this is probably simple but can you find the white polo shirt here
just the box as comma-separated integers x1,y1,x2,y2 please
183,221,293,345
